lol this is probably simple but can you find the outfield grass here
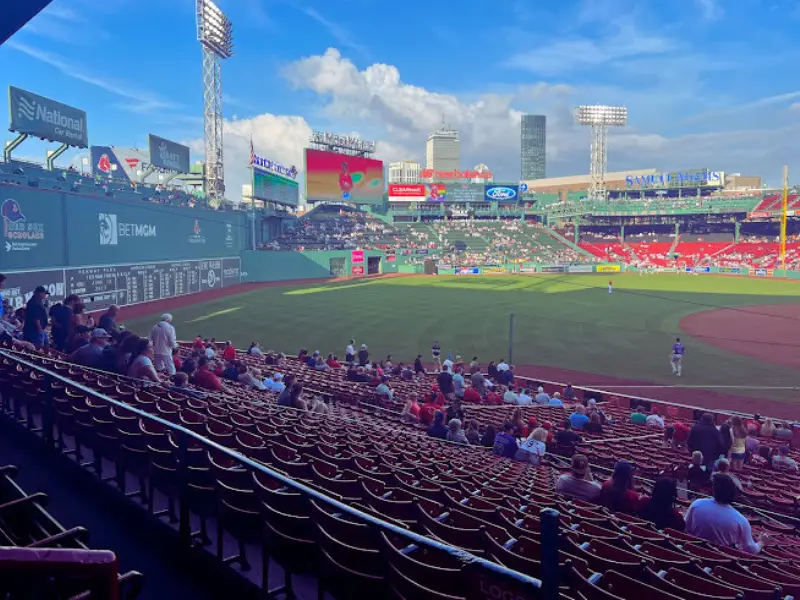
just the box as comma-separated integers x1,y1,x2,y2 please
123,274,800,402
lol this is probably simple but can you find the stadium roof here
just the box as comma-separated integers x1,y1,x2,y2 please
1,0,52,46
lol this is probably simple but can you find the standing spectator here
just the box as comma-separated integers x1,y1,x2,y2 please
452,368,466,399
98,305,119,335
684,475,764,554
442,353,454,374
557,454,601,502
437,368,455,400
357,344,369,366
0,274,5,317
151,314,177,375
345,339,355,364
414,354,425,375
730,416,748,471
470,369,486,397
688,413,724,468
23,286,49,346
431,340,441,370
599,461,643,514
639,478,685,531
49,294,78,350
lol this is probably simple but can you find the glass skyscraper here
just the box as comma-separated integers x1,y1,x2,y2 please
521,114,546,180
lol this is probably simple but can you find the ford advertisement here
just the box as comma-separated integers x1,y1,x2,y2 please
484,184,519,202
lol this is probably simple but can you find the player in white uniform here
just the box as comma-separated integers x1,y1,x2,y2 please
670,337,685,376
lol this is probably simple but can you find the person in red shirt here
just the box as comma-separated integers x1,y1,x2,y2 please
485,390,503,405
222,341,237,362
326,353,342,369
193,356,222,391
463,386,481,404
599,461,645,514
339,162,353,200
172,347,183,372
192,335,204,350
419,397,439,425
673,421,690,448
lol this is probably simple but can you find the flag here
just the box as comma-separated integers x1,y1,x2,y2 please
249,136,255,166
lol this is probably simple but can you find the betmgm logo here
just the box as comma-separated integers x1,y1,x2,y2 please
17,95,36,121
99,213,156,246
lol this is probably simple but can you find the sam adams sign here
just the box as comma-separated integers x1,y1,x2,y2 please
9,85,88,148
626,170,724,188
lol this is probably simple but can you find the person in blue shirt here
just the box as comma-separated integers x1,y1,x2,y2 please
427,411,448,440
492,423,518,458
569,404,590,430
670,337,685,377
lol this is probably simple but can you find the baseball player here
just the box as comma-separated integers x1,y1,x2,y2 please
608,280,613,294
670,337,685,376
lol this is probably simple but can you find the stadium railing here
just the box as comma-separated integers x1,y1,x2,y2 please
0,349,559,600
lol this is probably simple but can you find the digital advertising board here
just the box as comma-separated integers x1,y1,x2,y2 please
448,183,483,203
425,184,447,202
148,134,190,173
388,184,425,201
253,169,299,206
9,85,88,147
305,148,384,204
484,184,519,202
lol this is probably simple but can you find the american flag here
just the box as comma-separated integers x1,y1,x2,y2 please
249,137,255,166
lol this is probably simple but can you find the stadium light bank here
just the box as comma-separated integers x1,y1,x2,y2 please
575,105,627,202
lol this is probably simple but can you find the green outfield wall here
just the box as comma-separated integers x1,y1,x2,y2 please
240,249,392,283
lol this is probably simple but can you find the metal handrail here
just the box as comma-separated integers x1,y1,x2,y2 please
0,349,550,595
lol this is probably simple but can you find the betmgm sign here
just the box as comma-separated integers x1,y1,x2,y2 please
626,170,724,189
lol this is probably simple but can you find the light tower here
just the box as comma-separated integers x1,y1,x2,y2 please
575,105,627,201
196,0,233,201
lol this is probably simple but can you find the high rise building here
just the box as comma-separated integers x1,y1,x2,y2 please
425,126,460,173
388,160,421,183
521,114,546,180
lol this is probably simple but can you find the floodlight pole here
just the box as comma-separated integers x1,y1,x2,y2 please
575,106,627,202
780,165,789,271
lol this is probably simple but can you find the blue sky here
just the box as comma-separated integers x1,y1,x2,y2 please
2,0,800,197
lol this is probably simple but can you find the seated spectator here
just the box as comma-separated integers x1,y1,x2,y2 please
427,411,448,440
492,423,518,459
631,406,647,425
555,420,582,447
639,478,685,531
687,451,711,490
69,328,111,368
775,423,794,442
646,413,665,429
672,421,690,448
326,354,341,369
172,347,182,372
685,474,765,554
375,377,394,401
586,398,607,424
446,419,469,444
127,338,160,383
503,386,519,404
400,397,421,422
313,355,329,371
247,342,262,356
599,461,643,514
772,446,798,472
548,392,564,408
277,375,296,406
465,420,481,445
557,454,601,502
222,361,239,381
481,425,497,448
569,405,589,430
222,340,237,361
170,372,205,399
515,427,547,465
289,383,307,411
193,356,222,391
238,365,266,390
712,458,743,490
760,418,776,437
310,396,329,415
517,388,533,405
463,386,482,403
264,372,285,392
534,387,550,404
750,444,771,467
562,384,577,401
585,412,603,434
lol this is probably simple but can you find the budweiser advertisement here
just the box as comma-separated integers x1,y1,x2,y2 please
388,183,426,201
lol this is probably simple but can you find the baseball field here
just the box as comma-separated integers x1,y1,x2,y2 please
122,273,800,418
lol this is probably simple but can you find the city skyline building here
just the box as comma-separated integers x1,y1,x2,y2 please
388,160,421,183
521,114,546,180
425,126,460,173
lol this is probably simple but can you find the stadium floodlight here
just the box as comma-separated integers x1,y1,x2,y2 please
575,105,627,201
196,0,234,201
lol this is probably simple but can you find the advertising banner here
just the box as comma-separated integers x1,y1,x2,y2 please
8,86,88,147
540,266,566,273
448,184,483,203
253,169,299,206
415,249,429,255
596,265,621,273
1,187,66,270
754,268,773,277
484,266,508,274
568,265,594,273
351,265,365,276
147,134,190,173
520,266,538,273
1,268,66,309
455,267,480,275
484,184,519,202
388,184,425,200
424,183,447,202
718,267,741,274
305,148,384,204
748,212,770,219
351,249,364,263
91,146,131,180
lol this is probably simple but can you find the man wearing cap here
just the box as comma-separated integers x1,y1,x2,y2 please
557,454,601,502
69,328,111,368
23,285,50,346
151,314,178,375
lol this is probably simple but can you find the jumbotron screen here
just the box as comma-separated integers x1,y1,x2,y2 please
304,148,384,204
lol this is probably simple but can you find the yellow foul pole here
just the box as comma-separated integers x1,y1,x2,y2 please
780,165,788,272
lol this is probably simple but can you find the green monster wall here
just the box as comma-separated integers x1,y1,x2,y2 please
240,250,393,283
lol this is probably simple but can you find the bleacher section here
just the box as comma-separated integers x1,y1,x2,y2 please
2,342,800,600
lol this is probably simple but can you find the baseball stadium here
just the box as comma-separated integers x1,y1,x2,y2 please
2,3,800,600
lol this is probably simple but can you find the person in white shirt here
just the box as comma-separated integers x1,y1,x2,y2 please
497,360,510,372
345,339,355,364
534,386,550,404
517,388,533,405
205,345,216,359
150,314,177,375
646,413,665,429
503,387,519,404
442,354,454,374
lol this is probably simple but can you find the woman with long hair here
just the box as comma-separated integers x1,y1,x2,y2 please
126,337,160,383
599,461,643,514
639,477,685,531
730,416,748,471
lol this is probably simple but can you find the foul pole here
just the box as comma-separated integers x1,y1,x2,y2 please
780,165,789,271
